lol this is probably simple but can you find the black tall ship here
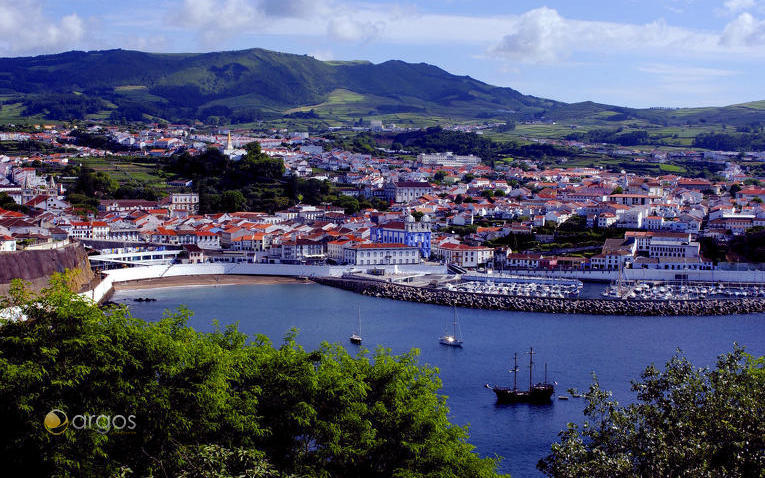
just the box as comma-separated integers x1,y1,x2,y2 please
486,347,554,404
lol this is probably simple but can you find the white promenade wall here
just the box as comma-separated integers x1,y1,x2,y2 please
80,263,447,303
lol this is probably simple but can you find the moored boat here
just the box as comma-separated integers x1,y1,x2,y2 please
439,306,463,347
486,348,554,404
349,306,362,345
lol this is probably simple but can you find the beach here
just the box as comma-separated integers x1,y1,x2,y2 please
113,274,306,291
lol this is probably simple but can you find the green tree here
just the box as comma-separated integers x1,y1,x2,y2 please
0,192,25,212
611,186,624,194
538,347,765,477
221,190,247,212
0,273,506,478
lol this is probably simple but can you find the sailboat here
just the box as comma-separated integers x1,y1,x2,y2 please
485,347,554,403
349,306,362,345
439,306,463,347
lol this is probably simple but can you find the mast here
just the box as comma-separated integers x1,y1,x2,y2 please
513,353,518,391
453,306,457,339
357,306,361,335
544,362,548,384
529,347,535,390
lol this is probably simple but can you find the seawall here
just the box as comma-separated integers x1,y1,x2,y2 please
0,242,94,296
313,277,765,316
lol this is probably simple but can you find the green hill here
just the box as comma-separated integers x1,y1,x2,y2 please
0,47,763,129
0,48,557,124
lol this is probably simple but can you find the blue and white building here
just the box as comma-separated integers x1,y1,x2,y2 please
371,212,431,258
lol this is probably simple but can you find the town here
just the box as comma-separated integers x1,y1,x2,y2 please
1,121,764,284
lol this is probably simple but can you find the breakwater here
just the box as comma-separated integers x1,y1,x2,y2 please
313,277,765,316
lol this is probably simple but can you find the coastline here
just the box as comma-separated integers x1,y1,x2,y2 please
113,274,307,291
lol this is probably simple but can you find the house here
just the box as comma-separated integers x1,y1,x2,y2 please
231,233,268,252
280,239,325,262
69,221,109,239
431,243,494,268
504,253,544,269
182,244,205,264
590,238,636,270
0,235,15,252
384,181,432,203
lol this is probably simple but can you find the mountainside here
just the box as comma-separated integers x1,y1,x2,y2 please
0,48,558,124
0,47,763,128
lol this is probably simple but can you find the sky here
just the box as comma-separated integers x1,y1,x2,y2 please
2,0,765,108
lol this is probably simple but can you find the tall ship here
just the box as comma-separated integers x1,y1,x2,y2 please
486,347,554,404
439,306,463,347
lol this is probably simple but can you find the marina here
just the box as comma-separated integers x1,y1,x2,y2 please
601,280,765,300
446,275,583,299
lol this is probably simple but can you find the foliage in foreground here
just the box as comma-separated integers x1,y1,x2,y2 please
539,347,765,477
0,274,504,478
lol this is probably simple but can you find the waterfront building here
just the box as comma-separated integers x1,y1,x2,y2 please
280,238,325,262
371,212,431,258
432,243,494,268
343,243,420,265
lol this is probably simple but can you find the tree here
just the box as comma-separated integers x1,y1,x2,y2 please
433,170,447,182
221,190,247,212
538,347,765,477
611,186,624,194
0,192,26,212
0,273,506,478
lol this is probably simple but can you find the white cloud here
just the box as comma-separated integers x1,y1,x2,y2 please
327,16,384,42
720,12,765,45
637,63,739,78
723,0,756,13
174,0,259,44
310,49,334,61
0,0,85,54
488,7,765,63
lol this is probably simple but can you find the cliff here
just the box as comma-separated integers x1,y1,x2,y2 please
0,243,94,296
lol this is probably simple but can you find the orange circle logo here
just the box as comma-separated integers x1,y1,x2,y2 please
44,409,69,435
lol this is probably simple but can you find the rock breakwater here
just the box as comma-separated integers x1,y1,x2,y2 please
313,277,765,316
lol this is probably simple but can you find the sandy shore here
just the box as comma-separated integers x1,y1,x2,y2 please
113,274,308,291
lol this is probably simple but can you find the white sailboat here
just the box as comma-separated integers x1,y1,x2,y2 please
349,306,362,345
439,306,463,347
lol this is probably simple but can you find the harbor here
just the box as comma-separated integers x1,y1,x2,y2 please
112,281,765,477
314,276,765,316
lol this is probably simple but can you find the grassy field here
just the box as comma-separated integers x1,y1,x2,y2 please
74,157,167,188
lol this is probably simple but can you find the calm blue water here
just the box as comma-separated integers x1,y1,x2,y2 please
114,283,765,477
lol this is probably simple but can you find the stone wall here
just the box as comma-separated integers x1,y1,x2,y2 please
0,243,94,296
313,277,765,316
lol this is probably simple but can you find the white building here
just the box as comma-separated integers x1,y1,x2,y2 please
343,243,420,265
417,152,481,168
0,235,16,252
170,193,199,216
432,243,494,268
